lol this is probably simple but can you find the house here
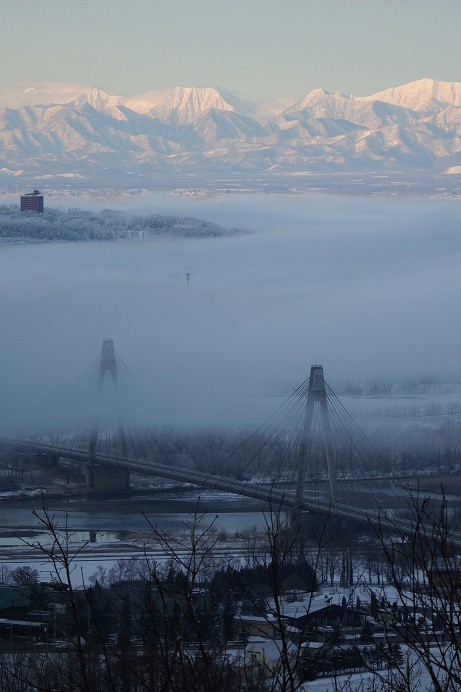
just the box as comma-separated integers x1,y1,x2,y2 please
235,614,279,639
0,585,31,611
268,589,369,635
245,637,295,678
426,557,461,589
0,618,48,641
289,603,364,630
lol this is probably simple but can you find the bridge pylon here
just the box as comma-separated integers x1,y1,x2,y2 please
87,339,129,493
292,364,338,534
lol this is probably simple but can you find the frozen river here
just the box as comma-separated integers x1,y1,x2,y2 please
0,491,276,584
0,491,270,537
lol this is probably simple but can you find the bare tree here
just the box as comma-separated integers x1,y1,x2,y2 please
370,491,461,691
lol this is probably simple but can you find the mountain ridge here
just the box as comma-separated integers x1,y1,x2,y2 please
0,78,460,180
64,78,461,119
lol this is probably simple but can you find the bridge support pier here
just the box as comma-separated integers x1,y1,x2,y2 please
87,339,130,495
85,464,129,494
84,464,95,490
292,365,338,537
39,453,60,467
294,512,350,544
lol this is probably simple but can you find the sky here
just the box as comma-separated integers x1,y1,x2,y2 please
1,0,460,101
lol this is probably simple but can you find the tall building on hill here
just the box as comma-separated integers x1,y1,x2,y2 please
20,189,44,212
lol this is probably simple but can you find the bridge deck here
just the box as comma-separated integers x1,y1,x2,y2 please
2,438,460,547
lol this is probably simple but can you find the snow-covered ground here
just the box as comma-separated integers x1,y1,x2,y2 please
302,647,456,691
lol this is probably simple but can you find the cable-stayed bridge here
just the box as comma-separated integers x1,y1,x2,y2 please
0,340,458,544
0,436,433,540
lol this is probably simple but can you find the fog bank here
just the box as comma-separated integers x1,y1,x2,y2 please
1,194,460,432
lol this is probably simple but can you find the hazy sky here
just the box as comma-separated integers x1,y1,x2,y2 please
1,0,460,100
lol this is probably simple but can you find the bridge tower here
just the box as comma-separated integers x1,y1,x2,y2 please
292,365,338,532
86,339,129,492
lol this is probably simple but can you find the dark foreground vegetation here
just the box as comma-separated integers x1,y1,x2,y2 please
0,496,460,690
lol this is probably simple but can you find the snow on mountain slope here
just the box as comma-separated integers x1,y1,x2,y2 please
145,87,236,123
278,90,428,144
0,78,460,178
282,89,380,129
364,78,461,111
75,88,124,112
124,86,243,117
73,86,242,125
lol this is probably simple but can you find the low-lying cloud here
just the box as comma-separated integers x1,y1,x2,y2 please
1,193,460,433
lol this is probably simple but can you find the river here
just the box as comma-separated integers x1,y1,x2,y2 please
0,490,278,583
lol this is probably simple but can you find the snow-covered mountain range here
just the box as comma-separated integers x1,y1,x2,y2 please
1,78,460,182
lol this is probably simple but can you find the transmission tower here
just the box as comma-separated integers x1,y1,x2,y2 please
292,364,338,531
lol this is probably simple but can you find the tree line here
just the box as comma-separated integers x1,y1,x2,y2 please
0,205,239,244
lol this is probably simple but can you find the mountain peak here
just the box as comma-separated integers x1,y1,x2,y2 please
286,87,354,115
154,86,236,116
364,78,461,110
75,88,124,111
61,84,248,126
1,76,461,181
